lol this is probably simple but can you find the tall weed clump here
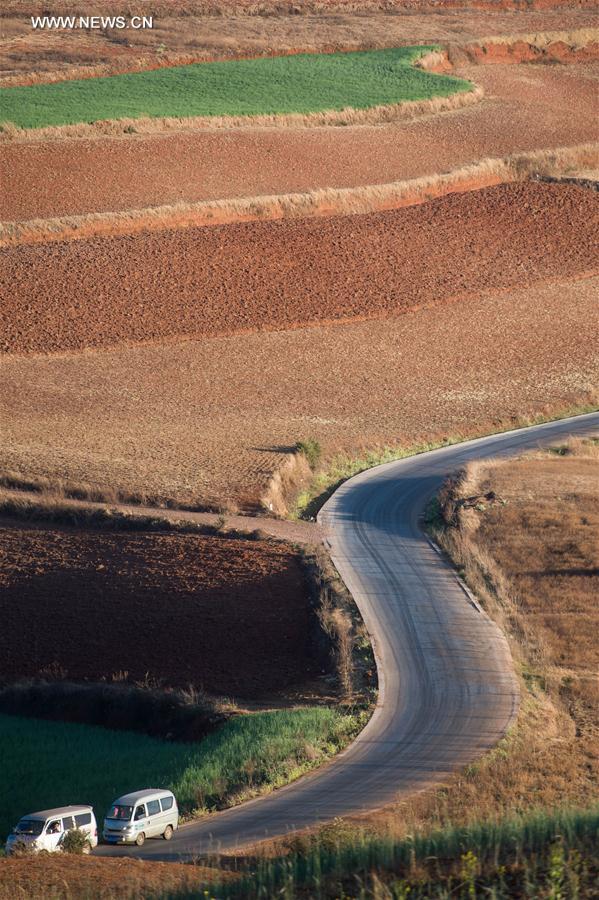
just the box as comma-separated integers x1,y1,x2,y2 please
301,547,376,702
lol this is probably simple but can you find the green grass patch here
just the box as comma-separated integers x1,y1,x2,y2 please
293,401,599,521
0,47,472,130
214,806,599,898
0,707,365,840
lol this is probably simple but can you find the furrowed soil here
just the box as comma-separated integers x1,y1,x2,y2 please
0,521,319,700
0,856,226,900
0,276,597,511
3,62,598,220
2,8,597,84
1,182,597,355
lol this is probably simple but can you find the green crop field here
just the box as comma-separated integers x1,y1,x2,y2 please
0,47,472,130
0,708,362,840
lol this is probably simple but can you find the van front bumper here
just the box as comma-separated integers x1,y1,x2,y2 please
103,830,135,844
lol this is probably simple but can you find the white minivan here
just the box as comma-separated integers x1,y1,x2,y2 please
5,805,98,855
103,789,178,846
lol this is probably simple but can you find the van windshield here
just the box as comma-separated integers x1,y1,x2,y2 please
15,819,44,835
107,805,133,821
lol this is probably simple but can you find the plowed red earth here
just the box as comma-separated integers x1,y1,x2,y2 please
0,521,318,701
1,276,597,511
2,63,598,221
1,183,597,356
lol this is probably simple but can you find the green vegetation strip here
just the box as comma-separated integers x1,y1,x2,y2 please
217,807,599,898
0,708,364,840
0,47,472,130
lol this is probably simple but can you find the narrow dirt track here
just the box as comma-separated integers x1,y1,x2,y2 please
96,413,599,858
2,182,597,355
2,62,598,221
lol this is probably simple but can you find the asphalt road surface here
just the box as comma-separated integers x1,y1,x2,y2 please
98,412,599,860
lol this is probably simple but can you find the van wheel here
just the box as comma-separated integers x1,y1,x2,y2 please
163,825,173,841
82,841,92,855
135,832,146,847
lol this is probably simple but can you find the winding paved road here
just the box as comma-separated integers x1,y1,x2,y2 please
99,412,599,860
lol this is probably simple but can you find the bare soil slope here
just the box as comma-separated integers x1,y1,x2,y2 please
1,276,596,510
0,521,317,700
3,62,598,220
2,182,597,355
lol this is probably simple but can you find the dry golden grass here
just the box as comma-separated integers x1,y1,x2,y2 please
357,439,598,840
3,141,596,247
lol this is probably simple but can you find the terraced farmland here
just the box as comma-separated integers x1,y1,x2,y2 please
2,182,597,356
1,2,598,886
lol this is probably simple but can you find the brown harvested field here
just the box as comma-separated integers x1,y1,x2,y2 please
0,275,597,512
2,7,597,84
0,520,318,700
463,451,599,672
0,855,225,900
2,182,598,356
3,62,599,220
339,441,599,838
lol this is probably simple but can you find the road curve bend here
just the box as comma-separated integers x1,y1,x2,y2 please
99,412,599,860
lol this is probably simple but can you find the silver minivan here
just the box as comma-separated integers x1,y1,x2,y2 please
102,789,178,846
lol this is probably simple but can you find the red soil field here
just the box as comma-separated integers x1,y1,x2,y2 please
1,182,597,356
1,276,597,511
3,62,598,221
2,7,596,85
0,520,319,700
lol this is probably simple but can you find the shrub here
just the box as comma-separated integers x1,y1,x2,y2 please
61,828,89,854
296,439,322,471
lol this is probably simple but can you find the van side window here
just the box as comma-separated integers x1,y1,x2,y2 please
47,820,61,834
160,796,174,811
147,800,160,816
62,816,74,831
134,805,146,820
75,813,91,827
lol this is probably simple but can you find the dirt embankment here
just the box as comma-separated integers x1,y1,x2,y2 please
1,182,597,356
461,32,599,64
0,520,322,701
